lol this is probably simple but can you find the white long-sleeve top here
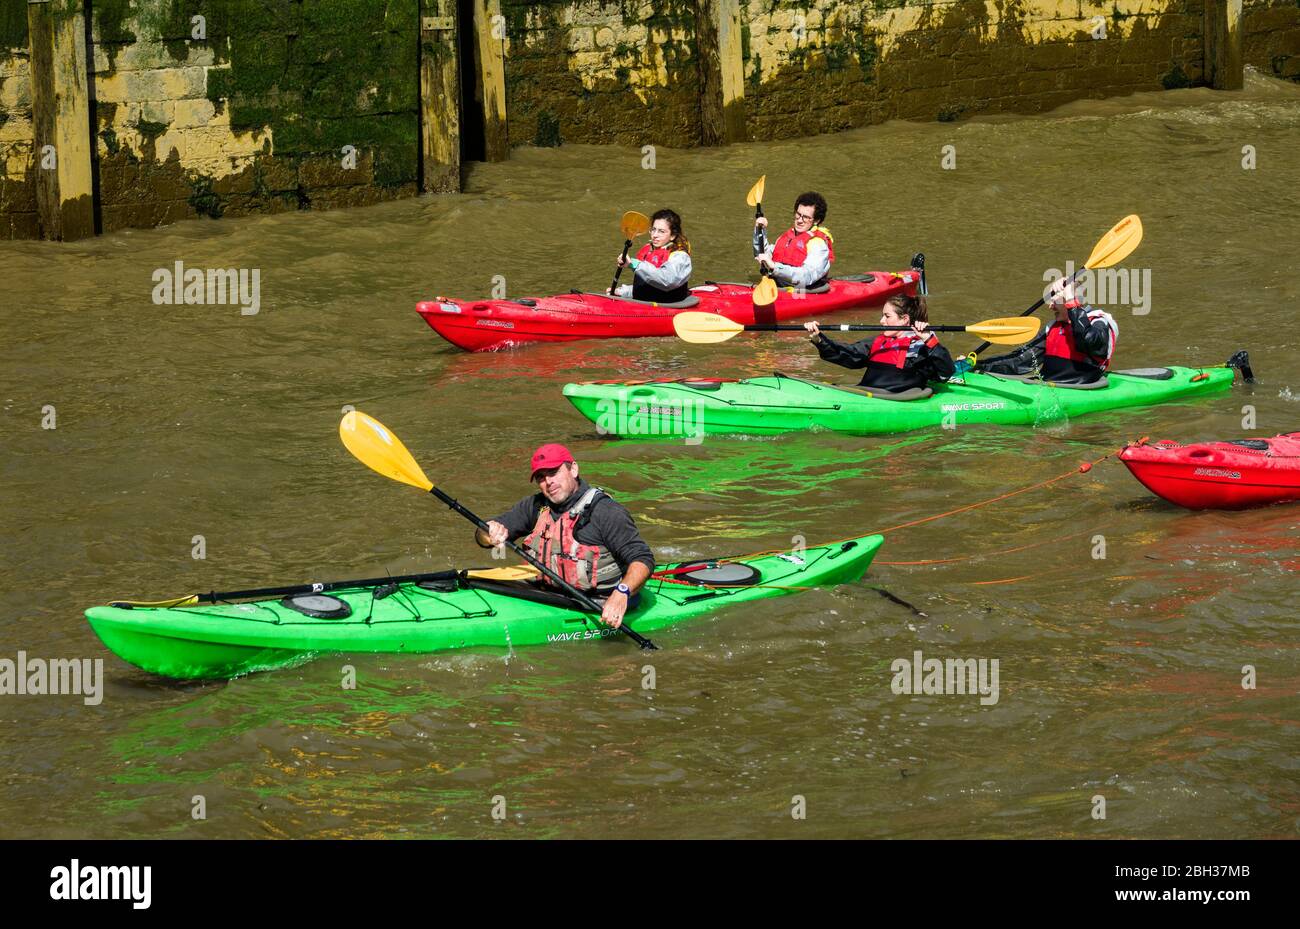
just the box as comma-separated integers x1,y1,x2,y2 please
756,230,831,289
616,250,693,298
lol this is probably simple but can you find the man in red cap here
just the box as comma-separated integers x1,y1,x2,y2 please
475,444,655,629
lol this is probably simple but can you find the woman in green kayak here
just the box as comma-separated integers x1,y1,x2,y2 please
804,293,956,394
610,208,693,303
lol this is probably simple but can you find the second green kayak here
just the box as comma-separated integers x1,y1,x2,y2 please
86,535,883,680
562,365,1238,438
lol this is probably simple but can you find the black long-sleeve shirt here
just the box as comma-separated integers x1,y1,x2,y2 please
483,478,655,575
978,305,1113,384
813,331,956,392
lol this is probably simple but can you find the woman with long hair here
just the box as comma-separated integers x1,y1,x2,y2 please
611,208,693,303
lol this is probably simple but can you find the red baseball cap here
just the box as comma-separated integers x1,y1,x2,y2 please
530,443,575,479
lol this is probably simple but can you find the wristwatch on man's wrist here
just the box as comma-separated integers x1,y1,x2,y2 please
614,583,631,598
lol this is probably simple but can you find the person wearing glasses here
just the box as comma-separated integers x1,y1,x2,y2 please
754,192,835,290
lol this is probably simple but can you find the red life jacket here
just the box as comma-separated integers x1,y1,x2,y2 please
867,332,928,369
771,226,835,268
1044,306,1118,370
523,488,623,593
861,331,937,392
636,243,672,267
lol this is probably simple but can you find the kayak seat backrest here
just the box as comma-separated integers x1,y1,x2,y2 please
794,282,831,294
1115,367,1174,380
835,385,934,402
830,274,876,284
582,292,699,309
1227,440,1272,451
991,374,1110,390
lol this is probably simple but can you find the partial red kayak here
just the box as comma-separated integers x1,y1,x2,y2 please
1119,433,1300,510
416,272,920,352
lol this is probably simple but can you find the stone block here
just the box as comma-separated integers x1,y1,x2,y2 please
569,27,595,52
173,98,216,129
258,159,297,191
299,156,358,188
1024,41,1076,71
1018,71,1058,94
161,67,208,99
141,100,173,124
92,72,131,104
111,42,183,73
153,130,186,162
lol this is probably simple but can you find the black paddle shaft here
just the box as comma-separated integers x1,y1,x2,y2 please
609,238,634,294
110,569,463,607
427,486,658,650
753,324,975,333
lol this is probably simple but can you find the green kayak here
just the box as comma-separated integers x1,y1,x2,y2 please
562,365,1238,438
86,535,883,680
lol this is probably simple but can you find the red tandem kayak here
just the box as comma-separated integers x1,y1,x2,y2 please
1119,432,1300,509
416,272,921,352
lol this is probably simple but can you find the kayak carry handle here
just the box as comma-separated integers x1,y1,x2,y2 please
1226,349,1255,383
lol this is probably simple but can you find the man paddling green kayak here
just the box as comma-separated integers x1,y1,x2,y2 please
477,443,654,630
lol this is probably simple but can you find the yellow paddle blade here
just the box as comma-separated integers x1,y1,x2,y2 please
753,275,779,307
1084,214,1143,269
466,565,541,581
673,310,746,344
746,175,766,208
621,210,650,239
339,410,434,492
966,316,1042,345
107,594,200,608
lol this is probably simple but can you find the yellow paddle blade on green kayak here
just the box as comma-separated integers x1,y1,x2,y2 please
967,316,1042,345
1085,214,1143,269
339,410,434,492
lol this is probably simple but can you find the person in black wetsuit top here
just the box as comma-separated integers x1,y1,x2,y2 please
978,277,1118,384
803,292,956,393
476,444,655,630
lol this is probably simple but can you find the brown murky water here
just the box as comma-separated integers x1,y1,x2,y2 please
2,76,1298,839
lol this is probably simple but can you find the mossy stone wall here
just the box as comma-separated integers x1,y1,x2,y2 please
3,0,1298,238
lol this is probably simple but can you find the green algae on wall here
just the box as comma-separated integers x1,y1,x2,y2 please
1,2,29,49
87,0,423,231
501,0,705,147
